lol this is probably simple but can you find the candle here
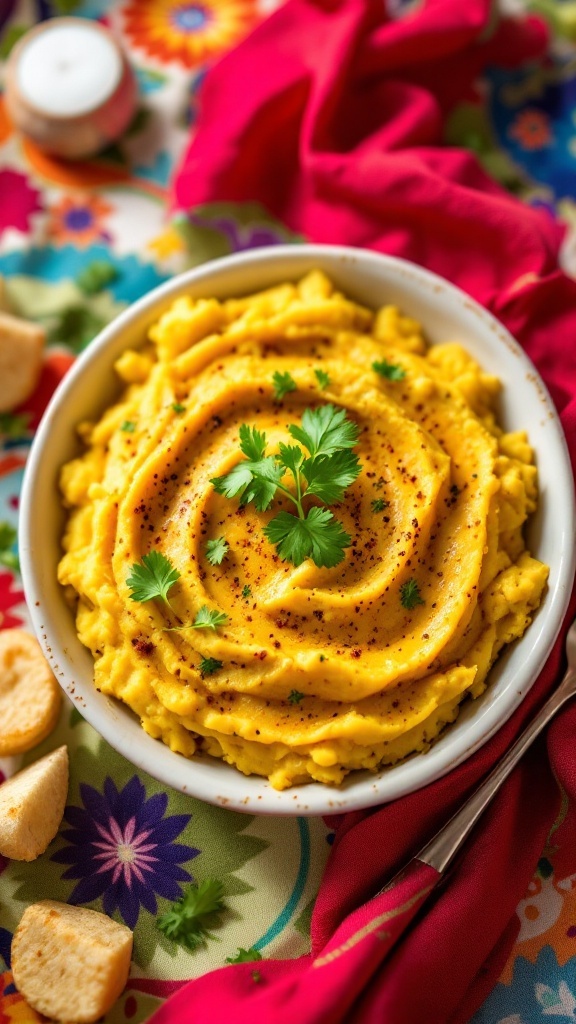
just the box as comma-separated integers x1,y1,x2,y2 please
5,18,137,159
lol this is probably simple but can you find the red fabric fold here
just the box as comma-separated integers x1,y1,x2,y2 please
164,0,576,1020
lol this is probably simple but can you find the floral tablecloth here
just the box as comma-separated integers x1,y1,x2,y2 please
1,1,576,1022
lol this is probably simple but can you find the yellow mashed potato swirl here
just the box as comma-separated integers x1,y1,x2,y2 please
59,271,548,790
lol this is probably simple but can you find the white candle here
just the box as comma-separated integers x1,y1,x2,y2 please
5,18,137,159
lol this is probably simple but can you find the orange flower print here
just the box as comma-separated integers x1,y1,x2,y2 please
46,194,114,247
509,108,553,151
121,0,259,69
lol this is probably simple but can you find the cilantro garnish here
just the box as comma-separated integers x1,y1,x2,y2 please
211,405,361,569
191,606,228,630
199,656,223,676
272,371,297,402
400,579,425,610
265,508,351,569
165,605,228,633
121,420,136,433
77,260,118,296
372,359,406,381
225,947,262,964
173,402,186,414
288,690,305,704
206,537,229,566
241,584,252,600
314,368,330,389
126,552,180,610
157,879,226,952
371,498,388,512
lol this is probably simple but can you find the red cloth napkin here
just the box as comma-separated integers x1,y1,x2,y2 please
160,0,576,1020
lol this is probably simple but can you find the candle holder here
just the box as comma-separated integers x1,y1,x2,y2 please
5,18,137,160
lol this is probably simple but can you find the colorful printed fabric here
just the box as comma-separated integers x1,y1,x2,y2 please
0,0,576,1022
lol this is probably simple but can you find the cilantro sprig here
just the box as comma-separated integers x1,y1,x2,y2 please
206,537,229,565
372,358,406,381
226,947,262,965
400,579,425,610
273,371,297,402
199,657,223,676
157,879,226,952
127,551,180,610
127,553,227,633
211,405,362,569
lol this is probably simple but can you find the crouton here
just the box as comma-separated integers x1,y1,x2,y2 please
0,745,68,860
0,629,61,755
0,310,44,412
11,901,133,1023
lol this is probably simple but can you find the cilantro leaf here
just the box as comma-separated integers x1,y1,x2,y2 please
239,424,267,461
226,947,262,964
288,404,359,458
192,606,228,630
241,584,252,600
173,402,186,414
314,368,330,389
372,359,406,381
206,537,229,566
199,656,223,676
371,498,388,512
127,552,180,605
273,370,297,402
264,507,351,568
121,420,136,432
211,456,284,512
157,879,226,952
302,449,361,504
277,442,303,478
77,260,118,296
400,579,425,610
288,690,304,704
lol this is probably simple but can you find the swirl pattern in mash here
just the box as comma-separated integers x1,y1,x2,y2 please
59,271,548,789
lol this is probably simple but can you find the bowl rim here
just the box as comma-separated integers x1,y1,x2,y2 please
19,243,576,815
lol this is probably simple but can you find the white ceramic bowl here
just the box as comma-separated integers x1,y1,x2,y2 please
20,245,575,815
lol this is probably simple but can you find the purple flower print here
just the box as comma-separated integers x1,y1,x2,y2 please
51,776,199,929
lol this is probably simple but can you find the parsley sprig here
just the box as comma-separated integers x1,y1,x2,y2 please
211,405,362,569
273,371,297,401
226,947,262,964
127,554,227,632
206,537,229,565
126,551,180,611
400,578,425,610
372,358,406,381
157,879,226,952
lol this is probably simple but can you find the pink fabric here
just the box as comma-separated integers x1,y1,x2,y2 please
164,0,576,1020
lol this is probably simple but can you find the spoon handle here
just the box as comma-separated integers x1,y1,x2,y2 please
416,665,576,875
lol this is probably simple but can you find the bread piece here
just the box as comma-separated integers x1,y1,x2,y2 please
0,745,68,860
11,901,133,1023
0,629,61,756
0,310,45,412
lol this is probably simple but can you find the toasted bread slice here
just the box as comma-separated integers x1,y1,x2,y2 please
0,745,68,861
0,310,45,412
11,901,133,1023
0,629,61,756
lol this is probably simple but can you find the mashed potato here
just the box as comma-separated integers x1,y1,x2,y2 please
58,271,548,789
